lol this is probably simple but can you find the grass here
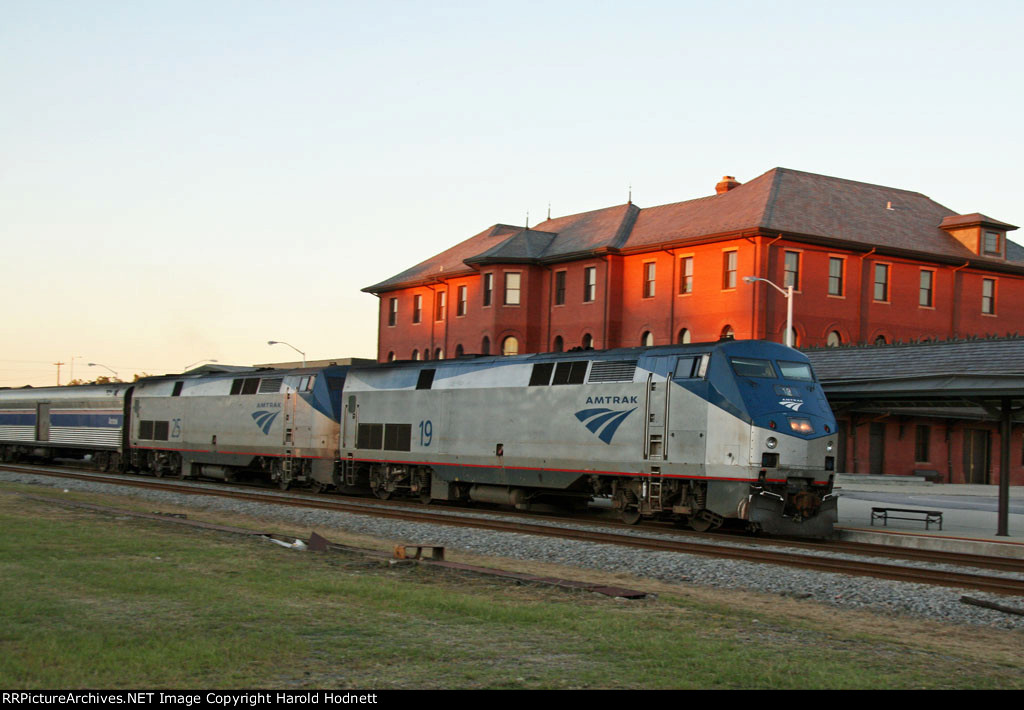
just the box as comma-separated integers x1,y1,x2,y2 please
0,482,1022,689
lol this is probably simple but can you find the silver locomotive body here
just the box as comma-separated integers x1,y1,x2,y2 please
339,340,838,535
129,366,347,488
0,384,130,469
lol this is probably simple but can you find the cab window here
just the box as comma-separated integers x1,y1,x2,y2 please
729,357,776,379
674,354,710,379
777,360,814,381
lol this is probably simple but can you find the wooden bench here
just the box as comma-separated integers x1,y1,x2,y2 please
871,507,943,530
913,469,942,483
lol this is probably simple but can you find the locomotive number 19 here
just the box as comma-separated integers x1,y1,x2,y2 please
419,420,433,447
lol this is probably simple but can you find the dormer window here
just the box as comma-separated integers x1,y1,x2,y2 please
983,231,1002,257
939,213,1017,258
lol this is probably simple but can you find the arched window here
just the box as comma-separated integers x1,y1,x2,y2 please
412,349,420,361
720,325,734,340
582,333,593,349
788,328,799,347
455,344,464,357
641,331,654,347
481,336,491,355
552,336,563,352
386,352,395,362
434,348,444,360
423,349,430,361
678,328,690,345
502,336,519,356
874,335,887,345
827,331,842,347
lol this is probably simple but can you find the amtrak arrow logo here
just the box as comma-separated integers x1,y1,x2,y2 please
251,410,281,435
780,400,804,412
575,407,636,444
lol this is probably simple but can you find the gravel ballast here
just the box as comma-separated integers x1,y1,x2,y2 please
4,470,1023,631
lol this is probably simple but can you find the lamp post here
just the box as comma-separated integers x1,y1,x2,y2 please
743,276,795,348
88,362,120,380
267,340,306,367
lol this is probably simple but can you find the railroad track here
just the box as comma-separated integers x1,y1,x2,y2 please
3,462,1023,597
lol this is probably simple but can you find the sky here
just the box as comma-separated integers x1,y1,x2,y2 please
2,0,1022,386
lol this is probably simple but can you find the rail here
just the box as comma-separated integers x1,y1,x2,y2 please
2,463,1023,597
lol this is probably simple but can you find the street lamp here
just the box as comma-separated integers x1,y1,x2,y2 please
184,359,218,371
88,362,120,379
267,340,306,367
743,276,795,348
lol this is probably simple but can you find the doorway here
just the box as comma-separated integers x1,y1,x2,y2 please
962,429,991,484
869,422,885,475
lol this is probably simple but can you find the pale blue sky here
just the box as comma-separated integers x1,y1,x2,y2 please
2,1,1022,385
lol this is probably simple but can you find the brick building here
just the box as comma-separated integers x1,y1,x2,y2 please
365,168,1021,362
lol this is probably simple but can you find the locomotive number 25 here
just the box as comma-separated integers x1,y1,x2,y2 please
419,420,433,447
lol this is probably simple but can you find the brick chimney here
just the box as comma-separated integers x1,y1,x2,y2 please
716,175,741,194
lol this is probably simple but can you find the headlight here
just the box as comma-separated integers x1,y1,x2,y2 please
788,418,814,434
766,437,778,449
827,440,834,452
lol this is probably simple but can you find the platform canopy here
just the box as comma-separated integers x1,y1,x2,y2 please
806,336,1024,413
804,337,1024,536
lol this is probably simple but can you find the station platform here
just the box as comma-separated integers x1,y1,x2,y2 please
833,474,1024,559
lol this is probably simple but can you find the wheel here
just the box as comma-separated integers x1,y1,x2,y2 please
689,509,723,532
374,487,392,500
689,516,713,532
278,478,291,491
620,508,642,525
419,489,432,505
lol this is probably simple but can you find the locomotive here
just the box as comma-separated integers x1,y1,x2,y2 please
0,364,349,491
0,340,838,536
128,365,349,489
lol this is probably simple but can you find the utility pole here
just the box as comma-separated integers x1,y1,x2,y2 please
53,361,65,386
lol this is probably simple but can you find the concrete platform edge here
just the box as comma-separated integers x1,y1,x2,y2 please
836,526,1024,559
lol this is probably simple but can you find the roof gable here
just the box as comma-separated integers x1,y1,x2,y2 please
363,224,519,293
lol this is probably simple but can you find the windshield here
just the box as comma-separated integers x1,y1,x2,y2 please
730,357,777,379
777,360,814,381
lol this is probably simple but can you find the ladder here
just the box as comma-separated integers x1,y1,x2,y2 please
647,468,663,512
341,455,358,487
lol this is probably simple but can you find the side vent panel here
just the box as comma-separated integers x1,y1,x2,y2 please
587,360,637,384
258,377,284,394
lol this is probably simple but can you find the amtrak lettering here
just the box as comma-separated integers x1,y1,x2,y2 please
584,396,639,405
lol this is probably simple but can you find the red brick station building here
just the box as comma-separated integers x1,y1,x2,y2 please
365,168,1024,485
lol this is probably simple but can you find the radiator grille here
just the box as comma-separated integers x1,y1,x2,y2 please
587,360,637,383
259,377,284,393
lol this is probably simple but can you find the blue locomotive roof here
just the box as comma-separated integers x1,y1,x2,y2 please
707,341,835,440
